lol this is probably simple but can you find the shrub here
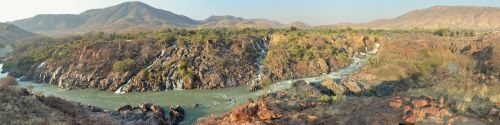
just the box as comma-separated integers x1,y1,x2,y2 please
318,95,332,102
0,77,18,88
112,59,134,72
367,56,380,66
331,94,344,102
261,75,273,87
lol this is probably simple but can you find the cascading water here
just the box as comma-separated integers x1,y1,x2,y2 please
115,49,169,94
114,79,131,94
36,62,46,70
249,38,268,86
261,41,380,94
0,39,382,124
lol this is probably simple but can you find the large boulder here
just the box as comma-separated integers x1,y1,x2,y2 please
116,103,168,125
169,105,185,124
320,78,345,95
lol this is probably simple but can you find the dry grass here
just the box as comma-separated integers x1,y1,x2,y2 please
359,33,500,115
0,77,18,88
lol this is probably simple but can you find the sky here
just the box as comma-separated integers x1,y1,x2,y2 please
1,0,500,26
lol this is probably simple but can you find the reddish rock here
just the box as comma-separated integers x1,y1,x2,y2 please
412,99,428,107
403,106,412,113
403,114,417,124
308,115,317,121
257,109,281,120
228,105,254,122
388,99,402,108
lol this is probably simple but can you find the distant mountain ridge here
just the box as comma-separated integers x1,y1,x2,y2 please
11,1,199,34
11,2,500,35
330,6,500,30
0,23,38,43
11,1,310,35
200,15,309,29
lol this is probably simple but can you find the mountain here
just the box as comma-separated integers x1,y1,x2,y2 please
200,15,285,28
11,1,310,35
11,1,199,34
199,15,310,29
336,6,500,30
0,23,38,43
287,21,310,28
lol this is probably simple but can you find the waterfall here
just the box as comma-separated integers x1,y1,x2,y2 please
115,78,132,94
36,62,46,70
174,78,184,90
249,38,268,86
146,50,166,69
368,42,380,54
262,41,379,94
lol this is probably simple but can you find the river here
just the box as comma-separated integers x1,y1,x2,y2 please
0,48,370,124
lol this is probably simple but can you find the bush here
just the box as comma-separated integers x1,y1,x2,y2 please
112,59,134,72
367,56,380,66
0,77,18,88
331,94,344,102
261,75,273,87
318,95,332,102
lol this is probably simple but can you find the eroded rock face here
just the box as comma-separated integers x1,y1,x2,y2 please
14,38,269,92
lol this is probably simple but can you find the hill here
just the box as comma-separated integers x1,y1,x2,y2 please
0,23,38,43
11,1,199,34
326,6,500,30
199,15,309,29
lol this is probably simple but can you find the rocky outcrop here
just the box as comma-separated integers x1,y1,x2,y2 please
115,103,188,125
319,76,368,96
169,105,185,125
116,103,171,125
11,36,270,92
119,38,269,92
196,80,322,124
4,30,376,93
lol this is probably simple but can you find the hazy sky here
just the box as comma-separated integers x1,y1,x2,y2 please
1,0,500,25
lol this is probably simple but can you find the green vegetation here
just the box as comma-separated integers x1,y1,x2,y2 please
318,94,344,103
112,59,135,72
331,94,344,102
366,56,380,67
318,95,332,102
433,28,474,37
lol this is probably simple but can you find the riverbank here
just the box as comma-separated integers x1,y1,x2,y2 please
0,48,370,124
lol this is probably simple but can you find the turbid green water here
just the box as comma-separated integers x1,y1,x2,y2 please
0,64,262,124
0,44,373,124
0,55,365,124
